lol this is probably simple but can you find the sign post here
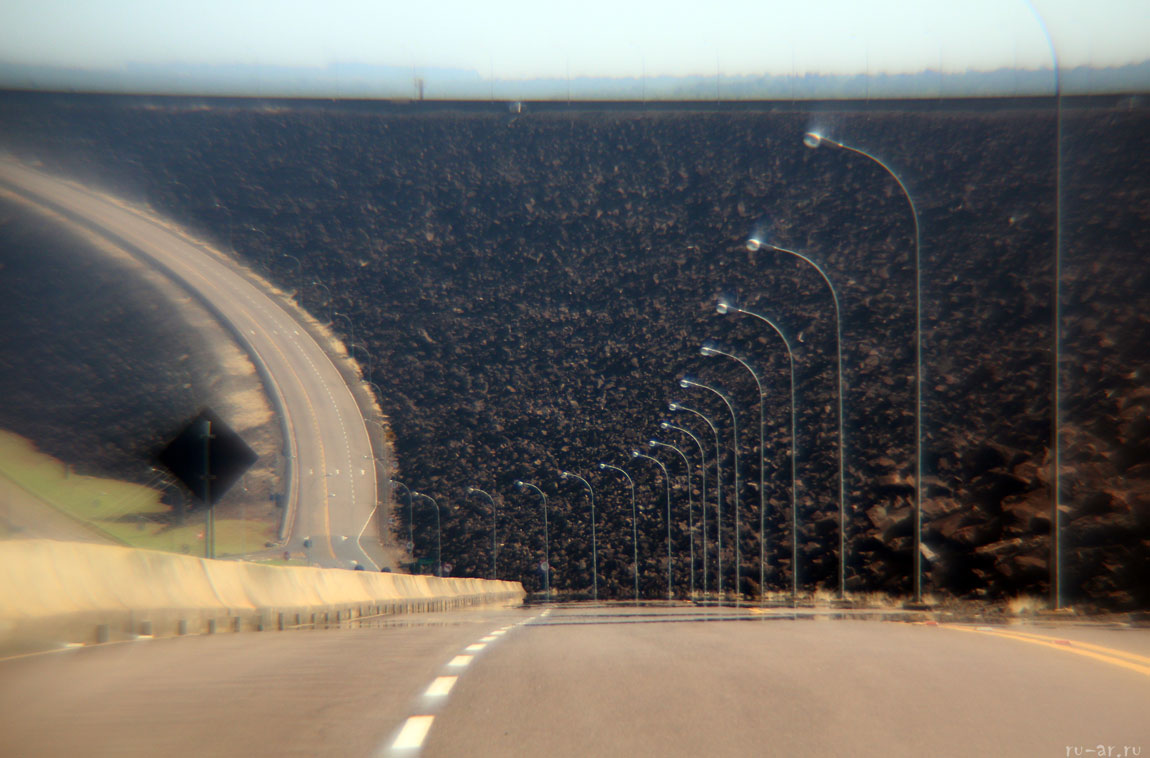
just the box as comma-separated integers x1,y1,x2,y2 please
158,408,258,560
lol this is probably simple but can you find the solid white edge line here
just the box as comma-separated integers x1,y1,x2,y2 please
391,715,435,751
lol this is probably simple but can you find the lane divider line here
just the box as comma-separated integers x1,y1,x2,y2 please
424,676,458,698
391,715,436,751
384,614,534,756
942,625,1150,678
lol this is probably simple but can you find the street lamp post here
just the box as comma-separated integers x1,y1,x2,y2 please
560,471,598,601
649,439,695,598
350,343,373,380
681,378,743,606
599,463,640,604
333,311,356,347
804,130,925,605
466,487,498,580
700,340,773,605
411,491,441,577
669,402,723,600
1023,0,1065,610
632,450,673,600
740,239,849,600
390,479,415,560
515,480,550,601
660,422,708,600
708,308,800,602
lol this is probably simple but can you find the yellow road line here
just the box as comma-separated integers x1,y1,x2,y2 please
942,625,1150,678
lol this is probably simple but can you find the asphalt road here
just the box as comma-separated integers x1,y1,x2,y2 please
0,158,385,570
1,604,1146,757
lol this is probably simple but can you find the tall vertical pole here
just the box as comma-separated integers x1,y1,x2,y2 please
650,440,696,598
201,418,215,560
1024,0,1064,611
661,423,707,600
804,131,922,603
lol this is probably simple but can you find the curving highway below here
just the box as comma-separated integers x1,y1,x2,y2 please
0,158,387,570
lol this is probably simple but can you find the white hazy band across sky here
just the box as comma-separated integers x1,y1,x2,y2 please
1,0,1148,98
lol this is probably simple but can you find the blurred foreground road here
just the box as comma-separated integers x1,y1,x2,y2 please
0,159,388,570
2,604,1147,757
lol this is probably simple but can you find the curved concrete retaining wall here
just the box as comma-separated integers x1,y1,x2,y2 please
0,539,525,656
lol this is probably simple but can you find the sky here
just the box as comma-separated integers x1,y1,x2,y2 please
0,0,1147,97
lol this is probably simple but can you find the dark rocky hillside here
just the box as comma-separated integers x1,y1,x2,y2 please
0,196,217,482
1,93,1146,608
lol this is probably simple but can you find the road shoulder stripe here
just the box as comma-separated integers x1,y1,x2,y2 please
942,625,1150,678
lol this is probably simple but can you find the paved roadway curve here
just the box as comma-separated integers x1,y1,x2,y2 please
2,604,1147,757
0,159,381,570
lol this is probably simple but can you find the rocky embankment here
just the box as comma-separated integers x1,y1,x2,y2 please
1,94,1145,608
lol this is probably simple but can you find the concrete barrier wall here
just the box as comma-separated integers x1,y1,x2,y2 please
0,539,525,655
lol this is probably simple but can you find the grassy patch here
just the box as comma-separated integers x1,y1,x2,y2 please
0,430,272,555
0,430,167,531
107,516,278,557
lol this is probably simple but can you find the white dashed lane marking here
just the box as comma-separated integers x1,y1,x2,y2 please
424,676,457,698
385,617,538,755
392,715,435,751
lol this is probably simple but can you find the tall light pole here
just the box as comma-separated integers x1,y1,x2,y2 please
804,130,925,605
700,340,772,605
560,471,598,601
1024,0,1065,610
711,306,799,602
350,343,373,380
633,450,673,600
681,378,742,606
515,480,550,601
740,238,849,600
599,463,640,604
411,491,441,577
466,487,498,580
390,479,415,561
333,311,356,347
660,422,708,600
669,402,723,600
649,438,695,598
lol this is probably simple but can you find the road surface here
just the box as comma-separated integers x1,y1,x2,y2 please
1,603,1146,757
0,158,384,570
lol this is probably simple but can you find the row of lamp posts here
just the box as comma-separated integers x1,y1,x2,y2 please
382,123,1065,608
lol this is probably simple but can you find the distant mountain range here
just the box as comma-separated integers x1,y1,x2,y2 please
1,59,1147,101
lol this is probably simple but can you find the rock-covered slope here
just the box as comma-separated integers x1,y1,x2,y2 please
1,94,1145,607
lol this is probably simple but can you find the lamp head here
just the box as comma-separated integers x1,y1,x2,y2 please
514,480,524,488
466,487,476,493
679,378,691,389
631,449,640,458
648,439,658,448
559,471,570,479
745,236,762,252
803,131,823,149
700,345,716,357
716,299,732,315
598,462,607,470
668,402,679,411
659,421,670,429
